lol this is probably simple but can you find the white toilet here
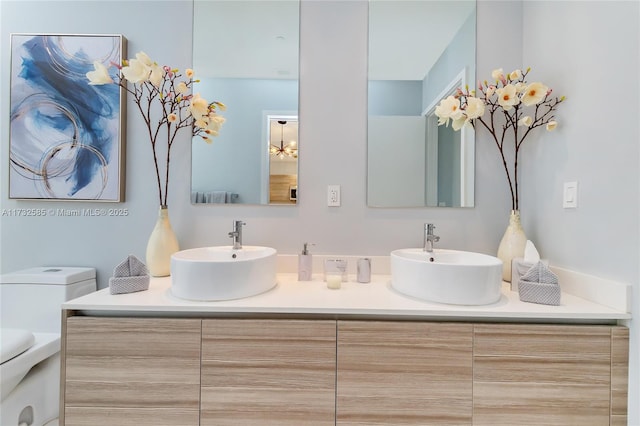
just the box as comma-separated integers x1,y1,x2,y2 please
0,267,96,426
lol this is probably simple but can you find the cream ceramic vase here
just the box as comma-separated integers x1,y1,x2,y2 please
146,206,179,277
497,210,527,282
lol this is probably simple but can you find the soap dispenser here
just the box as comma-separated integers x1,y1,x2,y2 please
298,243,313,281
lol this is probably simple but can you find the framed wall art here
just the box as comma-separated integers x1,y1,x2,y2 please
9,33,126,201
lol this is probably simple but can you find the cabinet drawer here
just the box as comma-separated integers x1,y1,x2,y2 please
63,317,201,425
473,324,613,426
200,319,336,426
337,321,473,425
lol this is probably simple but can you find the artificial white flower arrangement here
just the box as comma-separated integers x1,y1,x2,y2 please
435,67,564,211
87,52,225,207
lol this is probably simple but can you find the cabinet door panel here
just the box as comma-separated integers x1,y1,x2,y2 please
473,324,611,426
337,321,473,425
201,319,336,426
611,327,630,425
63,317,201,425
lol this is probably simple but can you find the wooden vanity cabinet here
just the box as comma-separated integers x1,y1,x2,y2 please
336,321,473,425
472,324,629,426
200,319,337,426
61,316,201,426
61,315,628,426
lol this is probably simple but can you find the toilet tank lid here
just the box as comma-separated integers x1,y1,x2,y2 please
0,267,96,285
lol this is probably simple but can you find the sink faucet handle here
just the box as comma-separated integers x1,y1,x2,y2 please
424,223,440,252
229,220,246,249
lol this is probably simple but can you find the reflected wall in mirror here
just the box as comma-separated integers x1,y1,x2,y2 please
367,0,476,207
191,0,299,205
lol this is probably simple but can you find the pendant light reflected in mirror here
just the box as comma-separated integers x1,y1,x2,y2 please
270,120,298,159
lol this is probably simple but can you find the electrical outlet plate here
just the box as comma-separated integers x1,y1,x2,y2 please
328,185,341,207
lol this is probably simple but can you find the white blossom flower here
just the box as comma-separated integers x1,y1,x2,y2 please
168,113,177,123
195,118,209,129
185,69,194,78
514,82,527,93
491,68,504,81
189,93,209,119
465,97,486,119
522,82,549,106
546,120,558,131
176,82,188,94
451,116,467,131
121,58,150,83
509,69,522,80
496,84,520,110
485,85,496,98
519,116,533,127
434,95,463,126
209,112,225,122
206,114,226,134
135,51,154,67
149,63,165,88
86,61,113,85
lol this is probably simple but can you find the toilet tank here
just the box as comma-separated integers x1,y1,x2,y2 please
0,267,96,333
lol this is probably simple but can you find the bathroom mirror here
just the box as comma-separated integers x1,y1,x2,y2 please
367,0,476,207
191,0,299,205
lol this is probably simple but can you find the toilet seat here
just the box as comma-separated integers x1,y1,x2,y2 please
0,331,59,401
0,328,35,364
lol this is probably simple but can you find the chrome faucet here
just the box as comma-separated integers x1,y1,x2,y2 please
229,220,246,250
424,223,440,253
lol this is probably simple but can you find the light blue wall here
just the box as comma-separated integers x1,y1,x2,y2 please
422,7,476,111
368,80,422,115
369,6,476,117
1,2,638,419
191,78,298,203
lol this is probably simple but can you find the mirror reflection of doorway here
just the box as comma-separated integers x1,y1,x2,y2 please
425,114,461,207
423,69,474,208
267,116,298,204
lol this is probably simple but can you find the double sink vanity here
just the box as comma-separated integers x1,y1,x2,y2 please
59,241,631,426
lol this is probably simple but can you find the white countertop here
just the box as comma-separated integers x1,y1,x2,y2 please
63,273,630,323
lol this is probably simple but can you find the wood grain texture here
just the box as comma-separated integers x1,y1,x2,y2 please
63,317,201,426
269,174,297,204
473,324,612,426
63,407,199,426
611,326,629,425
336,321,473,425
200,319,336,426
60,316,629,426
59,310,72,426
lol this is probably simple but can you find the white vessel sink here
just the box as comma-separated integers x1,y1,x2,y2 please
170,246,277,301
390,248,503,305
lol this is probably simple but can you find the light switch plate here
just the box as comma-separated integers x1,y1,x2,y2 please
563,181,578,208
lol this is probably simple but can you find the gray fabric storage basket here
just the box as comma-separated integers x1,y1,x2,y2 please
108,255,150,295
518,280,561,305
109,275,150,294
518,261,561,306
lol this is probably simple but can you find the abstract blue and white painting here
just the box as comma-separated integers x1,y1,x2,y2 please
9,34,125,201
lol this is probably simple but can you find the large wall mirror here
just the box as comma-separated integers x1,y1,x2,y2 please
367,0,476,207
191,0,300,205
